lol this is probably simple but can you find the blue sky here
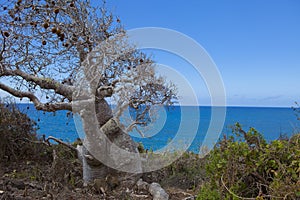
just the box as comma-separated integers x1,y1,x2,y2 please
104,0,300,107
0,0,299,107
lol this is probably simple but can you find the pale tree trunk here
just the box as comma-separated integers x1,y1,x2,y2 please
0,69,142,188
76,98,142,189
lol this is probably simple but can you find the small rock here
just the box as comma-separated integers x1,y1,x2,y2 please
149,182,169,200
136,179,149,192
183,196,195,200
0,190,4,194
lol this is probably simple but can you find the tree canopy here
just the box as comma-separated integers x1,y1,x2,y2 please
0,0,177,129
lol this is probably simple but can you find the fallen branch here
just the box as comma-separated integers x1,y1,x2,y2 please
44,136,77,152
18,135,78,153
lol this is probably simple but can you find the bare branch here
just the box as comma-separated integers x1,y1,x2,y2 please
2,69,74,100
111,78,134,87
114,102,130,119
126,123,146,138
0,31,6,61
0,82,72,111
45,136,77,152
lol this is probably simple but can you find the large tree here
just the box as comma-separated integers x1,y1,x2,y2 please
0,0,176,187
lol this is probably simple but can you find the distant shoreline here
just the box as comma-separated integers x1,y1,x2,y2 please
14,102,292,109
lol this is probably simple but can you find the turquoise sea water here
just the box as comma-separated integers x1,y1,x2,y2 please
17,104,300,153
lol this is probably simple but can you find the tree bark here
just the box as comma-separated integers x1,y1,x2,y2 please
77,97,142,189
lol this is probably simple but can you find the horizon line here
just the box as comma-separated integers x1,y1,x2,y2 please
13,102,293,109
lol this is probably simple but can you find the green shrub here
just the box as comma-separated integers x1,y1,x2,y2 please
0,99,48,162
199,123,300,199
197,183,220,200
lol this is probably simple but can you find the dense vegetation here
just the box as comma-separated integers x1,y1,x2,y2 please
0,99,45,161
1,100,300,199
0,100,86,199
198,123,300,200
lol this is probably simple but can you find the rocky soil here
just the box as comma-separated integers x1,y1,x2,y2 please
0,145,205,200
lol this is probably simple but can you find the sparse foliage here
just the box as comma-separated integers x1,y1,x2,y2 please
0,0,177,186
0,0,176,120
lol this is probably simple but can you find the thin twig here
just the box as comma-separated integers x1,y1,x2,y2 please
18,136,78,152
45,136,77,152
221,175,256,200
221,175,287,200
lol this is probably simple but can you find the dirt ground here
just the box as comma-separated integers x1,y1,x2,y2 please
0,146,204,200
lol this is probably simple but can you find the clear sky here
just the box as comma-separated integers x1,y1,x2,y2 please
0,0,299,107
104,0,300,107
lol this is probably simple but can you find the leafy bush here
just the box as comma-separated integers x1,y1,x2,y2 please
198,123,300,199
0,99,48,161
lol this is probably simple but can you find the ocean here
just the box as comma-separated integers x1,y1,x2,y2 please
17,104,300,154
